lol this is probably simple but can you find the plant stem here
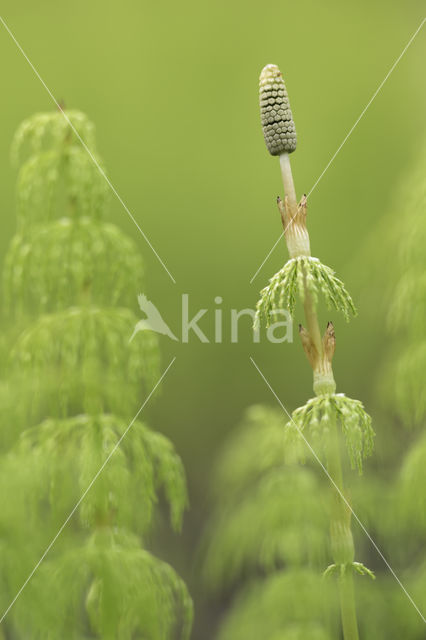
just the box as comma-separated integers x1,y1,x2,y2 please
327,418,359,640
279,152,298,213
278,157,360,640
303,286,323,360
304,263,359,640
339,572,359,640
303,290,359,640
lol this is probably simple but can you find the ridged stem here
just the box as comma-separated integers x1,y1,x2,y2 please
278,154,323,361
327,418,359,640
303,286,323,363
279,158,360,640
339,573,359,640
279,153,298,214
305,273,359,640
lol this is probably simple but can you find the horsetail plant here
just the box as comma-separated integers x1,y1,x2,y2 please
336,142,426,638
202,64,377,640
203,406,335,639
0,110,192,639
378,143,426,626
256,63,375,639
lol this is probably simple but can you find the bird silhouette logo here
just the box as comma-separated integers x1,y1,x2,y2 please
129,294,179,343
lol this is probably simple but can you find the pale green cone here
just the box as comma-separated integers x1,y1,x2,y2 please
259,64,297,155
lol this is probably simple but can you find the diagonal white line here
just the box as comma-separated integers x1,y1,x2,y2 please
306,17,426,199
250,356,426,624
0,15,176,284
249,198,304,285
0,357,176,624
249,17,426,283
249,230,284,284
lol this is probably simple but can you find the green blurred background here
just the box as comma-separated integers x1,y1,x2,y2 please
0,0,425,636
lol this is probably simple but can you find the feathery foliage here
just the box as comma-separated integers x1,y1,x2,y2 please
16,414,187,533
381,143,426,426
0,109,192,638
390,342,426,425
10,306,159,423
11,110,96,161
202,406,334,636
12,111,108,230
340,140,426,639
204,64,375,640
204,464,328,589
255,256,356,327
398,431,426,530
383,144,426,540
211,405,304,496
216,569,337,640
15,530,192,640
3,217,144,316
289,394,374,473
387,270,426,336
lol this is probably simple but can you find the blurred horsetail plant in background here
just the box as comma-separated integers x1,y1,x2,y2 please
0,110,192,638
368,144,426,631
204,64,376,640
344,142,426,638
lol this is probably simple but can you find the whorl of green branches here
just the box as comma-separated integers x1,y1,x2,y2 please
211,406,305,498
389,342,426,426
387,270,426,336
11,110,96,164
289,394,374,473
1,108,192,637
346,141,426,640
12,111,108,231
15,529,193,640
15,147,109,230
393,144,426,270
3,217,144,317
216,569,337,640
355,574,426,640
397,431,426,531
380,144,426,427
10,306,159,422
323,561,375,580
255,256,356,327
204,466,327,590
16,414,187,533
